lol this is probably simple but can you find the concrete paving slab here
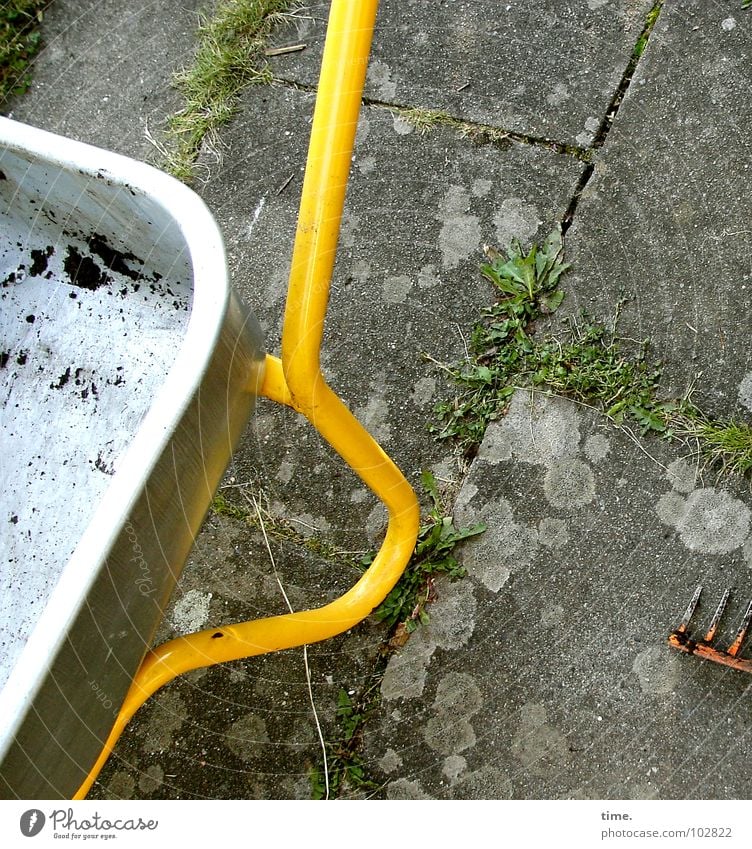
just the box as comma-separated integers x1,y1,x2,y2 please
268,0,655,146
197,83,584,550
365,388,752,800
565,0,752,417
5,0,203,161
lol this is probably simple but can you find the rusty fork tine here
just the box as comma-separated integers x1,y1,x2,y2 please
676,585,702,634
727,598,752,657
703,588,730,642
669,588,752,674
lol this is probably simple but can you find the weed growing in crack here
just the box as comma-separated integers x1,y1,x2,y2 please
309,688,378,800
309,472,485,799
365,469,485,635
430,229,752,477
209,490,361,564
429,227,572,451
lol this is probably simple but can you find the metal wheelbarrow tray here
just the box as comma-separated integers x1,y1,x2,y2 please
0,116,264,798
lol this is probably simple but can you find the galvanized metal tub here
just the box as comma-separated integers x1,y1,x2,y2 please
0,117,264,798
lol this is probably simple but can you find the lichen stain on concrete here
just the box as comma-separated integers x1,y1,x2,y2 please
546,82,570,106
348,258,371,286
367,58,397,100
386,777,431,799
424,672,483,756
479,389,582,467
472,178,492,197
379,748,403,774
584,433,610,463
540,601,565,628
656,488,750,555
105,770,136,799
493,197,541,249
576,116,601,147
140,689,187,753
339,211,361,249
355,113,371,146
442,754,467,783
169,588,212,635
665,457,697,494
454,494,538,592
381,626,435,700
357,154,377,175
427,578,477,649
382,274,413,304
543,458,596,511
632,646,681,696
225,712,270,762
437,185,481,270
391,114,414,135
510,702,569,773
451,765,513,799
354,381,392,443
411,375,436,407
366,501,388,544
138,764,164,795
655,491,688,527
417,263,439,289
381,580,477,700
738,371,752,412
538,517,569,550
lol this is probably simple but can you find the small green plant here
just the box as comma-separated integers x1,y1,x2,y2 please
431,229,752,477
309,689,377,800
430,227,571,450
210,492,250,521
633,2,663,60
367,470,486,632
162,0,297,181
0,0,44,106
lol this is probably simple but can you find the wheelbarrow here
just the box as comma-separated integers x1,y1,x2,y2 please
0,0,419,799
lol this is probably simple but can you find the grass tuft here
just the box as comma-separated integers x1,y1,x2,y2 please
163,0,297,181
0,0,45,106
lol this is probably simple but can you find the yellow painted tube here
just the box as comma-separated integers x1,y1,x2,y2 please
74,0,420,799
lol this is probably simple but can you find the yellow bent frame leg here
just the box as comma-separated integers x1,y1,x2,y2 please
74,0,419,799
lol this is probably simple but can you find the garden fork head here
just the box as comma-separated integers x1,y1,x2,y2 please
668,586,752,674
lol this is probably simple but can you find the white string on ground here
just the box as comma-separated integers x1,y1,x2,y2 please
246,490,330,800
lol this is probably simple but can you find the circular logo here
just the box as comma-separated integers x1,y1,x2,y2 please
20,810,45,837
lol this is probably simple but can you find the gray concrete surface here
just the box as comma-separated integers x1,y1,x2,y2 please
5,0,752,800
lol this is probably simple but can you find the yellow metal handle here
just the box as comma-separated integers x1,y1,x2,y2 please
74,0,419,799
